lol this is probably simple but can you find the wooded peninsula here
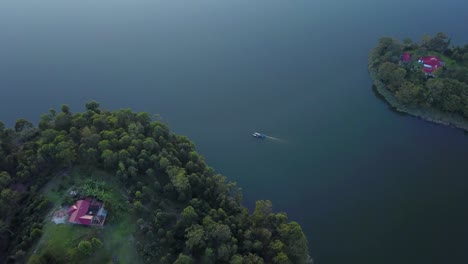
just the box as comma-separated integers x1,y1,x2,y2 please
0,102,310,264
368,33,468,129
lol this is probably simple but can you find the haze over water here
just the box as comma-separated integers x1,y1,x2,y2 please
1,1,468,263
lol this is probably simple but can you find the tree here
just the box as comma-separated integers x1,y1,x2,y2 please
378,62,406,91
243,253,265,264
0,220,13,236
203,248,216,264
55,113,72,131
395,81,424,106
14,118,33,132
369,37,402,66
61,104,71,114
135,191,142,199
55,140,76,166
143,137,157,152
101,149,117,169
230,254,243,264
273,252,291,264
136,112,151,126
91,237,103,249
402,38,413,49
77,240,93,256
72,113,87,129
211,223,232,242
1,189,20,206
252,200,273,226
168,167,190,199
85,100,101,113
30,228,43,239
174,253,193,264
181,206,198,223
278,222,308,263
0,171,11,188
185,225,206,252
428,32,451,53
160,157,170,170
420,34,432,48
217,243,231,262
463,53,468,62
98,139,111,152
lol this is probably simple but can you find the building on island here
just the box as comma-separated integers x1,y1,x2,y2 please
68,197,107,226
417,56,444,76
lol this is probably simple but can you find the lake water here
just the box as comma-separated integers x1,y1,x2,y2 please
1,1,468,263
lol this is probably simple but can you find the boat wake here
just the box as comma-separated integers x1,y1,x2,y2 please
252,132,283,142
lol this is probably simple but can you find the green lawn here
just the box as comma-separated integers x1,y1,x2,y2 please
432,51,457,67
29,166,142,264
101,216,141,264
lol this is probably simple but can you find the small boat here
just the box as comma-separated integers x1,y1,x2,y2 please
252,132,266,139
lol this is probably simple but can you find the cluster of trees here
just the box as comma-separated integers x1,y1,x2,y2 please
27,237,104,264
0,102,310,263
0,120,52,263
369,32,468,116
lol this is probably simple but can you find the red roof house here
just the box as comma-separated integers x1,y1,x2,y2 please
418,56,443,74
401,52,411,63
68,198,107,226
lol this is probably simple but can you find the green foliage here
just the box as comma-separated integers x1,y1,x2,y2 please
185,225,205,251
278,222,309,263
378,62,406,91
30,228,43,239
15,118,33,133
369,36,402,67
77,180,111,202
91,237,103,249
252,200,273,226
0,172,11,188
422,32,451,53
395,81,424,105
370,33,468,118
77,240,93,256
174,253,193,264
85,100,101,113
273,252,291,264
0,102,310,264
181,206,198,223
243,253,265,264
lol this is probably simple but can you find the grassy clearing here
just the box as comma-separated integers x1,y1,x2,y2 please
29,166,141,264
102,215,141,264
432,51,457,67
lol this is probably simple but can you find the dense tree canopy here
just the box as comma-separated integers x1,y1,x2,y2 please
0,103,310,263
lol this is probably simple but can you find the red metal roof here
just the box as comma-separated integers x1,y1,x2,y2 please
420,56,441,65
67,205,77,214
78,215,93,225
419,56,442,73
68,200,91,225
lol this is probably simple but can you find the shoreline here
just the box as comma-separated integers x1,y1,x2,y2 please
367,61,468,133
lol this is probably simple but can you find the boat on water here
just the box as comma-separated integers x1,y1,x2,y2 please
252,132,266,139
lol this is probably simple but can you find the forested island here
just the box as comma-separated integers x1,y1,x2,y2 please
0,102,310,264
369,33,468,130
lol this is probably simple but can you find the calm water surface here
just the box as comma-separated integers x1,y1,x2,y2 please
1,1,468,263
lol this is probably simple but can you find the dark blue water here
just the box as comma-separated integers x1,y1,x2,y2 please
1,1,468,263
